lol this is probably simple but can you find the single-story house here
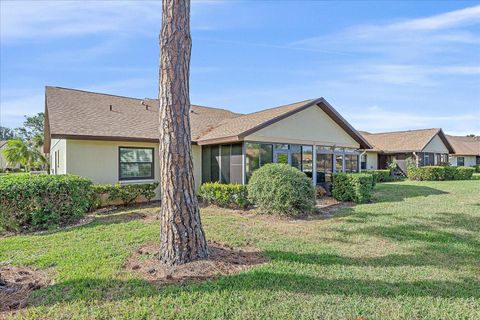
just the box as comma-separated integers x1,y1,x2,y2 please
446,135,480,167
359,128,454,174
44,86,371,192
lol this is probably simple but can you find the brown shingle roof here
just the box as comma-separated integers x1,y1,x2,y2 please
44,86,240,151
446,135,480,156
44,86,371,151
360,128,454,153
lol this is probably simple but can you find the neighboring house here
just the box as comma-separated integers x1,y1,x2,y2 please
446,135,480,167
360,128,454,174
44,86,371,192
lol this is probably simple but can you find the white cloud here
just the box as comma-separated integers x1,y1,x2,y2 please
0,0,226,42
347,106,480,136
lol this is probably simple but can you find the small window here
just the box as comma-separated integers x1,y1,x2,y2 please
361,154,367,170
476,156,480,165
119,147,154,180
457,157,465,167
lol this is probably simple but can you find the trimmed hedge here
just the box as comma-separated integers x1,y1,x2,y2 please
198,182,249,208
473,165,480,173
0,174,94,231
408,166,474,181
332,173,374,204
92,182,159,207
364,170,392,185
247,163,315,216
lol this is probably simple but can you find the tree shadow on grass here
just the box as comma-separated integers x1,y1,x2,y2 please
28,270,480,310
373,184,448,203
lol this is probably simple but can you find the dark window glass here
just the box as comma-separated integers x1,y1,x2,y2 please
302,146,313,178
291,145,302,170
202,146,211,183
361,154,367,170
317,153,333,183
345,154,358,173
220,145,230,183
335,154,344,172
246,142,273,182
119,147,154,180
230,144,243,184
211,146,220,181
476,156,480,165
457,157,465,166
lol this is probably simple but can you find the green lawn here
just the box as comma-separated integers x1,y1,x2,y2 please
1,180,479,319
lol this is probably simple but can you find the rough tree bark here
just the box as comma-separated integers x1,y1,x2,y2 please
158,0,208,266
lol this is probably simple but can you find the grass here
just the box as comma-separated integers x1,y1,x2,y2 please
1,180,479,319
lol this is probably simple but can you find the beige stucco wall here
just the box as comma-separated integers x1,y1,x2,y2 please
51,139,202,193
50,138,67,174
449,155,477,167
423,135,449,153
245,105,360,148
365,151,378,170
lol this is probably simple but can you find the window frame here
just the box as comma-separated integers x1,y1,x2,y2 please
118,146,155,181
457,156,465,167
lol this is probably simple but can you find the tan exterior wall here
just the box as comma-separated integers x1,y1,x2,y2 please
449,155,477,167
365,151,378,170
50,138,67,174
245,105,360,148
51,139,202,194
423,135,449,153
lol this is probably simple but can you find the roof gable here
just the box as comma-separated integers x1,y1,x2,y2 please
361,128,454,153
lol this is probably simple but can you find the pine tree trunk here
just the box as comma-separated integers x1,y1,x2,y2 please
158,0,208,266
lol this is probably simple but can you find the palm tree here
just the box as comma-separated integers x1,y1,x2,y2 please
2,138,46,171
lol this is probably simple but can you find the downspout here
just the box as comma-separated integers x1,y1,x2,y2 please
359,150,367,172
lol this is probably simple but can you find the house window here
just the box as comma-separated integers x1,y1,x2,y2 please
424,153,430,166
361,154,367,170
301,145,313,178
119,147,154,180
335,154,343,172
457,156,465,166
476,156,480,165
245,142,272,182
316,153,333,183
345,154,358,173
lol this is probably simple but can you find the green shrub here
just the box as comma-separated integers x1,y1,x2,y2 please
454,167,475,180
408,166,474,181
247,163,315,216
198,182,249,208
0,174,94,231
332,173,374,204
472,165,480,173
93,182,159,207
364,170,391,185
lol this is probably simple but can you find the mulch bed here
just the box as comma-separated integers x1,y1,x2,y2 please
0,265,52,313
125,241,267,285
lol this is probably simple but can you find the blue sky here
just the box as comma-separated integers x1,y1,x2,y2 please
1,0,479,135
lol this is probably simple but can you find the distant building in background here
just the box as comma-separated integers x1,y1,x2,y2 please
446,135,480,167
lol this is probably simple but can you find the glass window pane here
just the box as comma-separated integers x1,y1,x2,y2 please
246,142,260,182
120,148,152,163
336,154,343,172
211,146,220,181
202,146,211,183
302,146,313,177
274,144,289,150
120,163,152,178
316,153,333,183
230,144,243,184
220,145,230,184
291,145,302,170
260,144,273,165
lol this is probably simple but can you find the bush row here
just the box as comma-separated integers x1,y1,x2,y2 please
407,166,474,181
364,169,392,185
0,174,94,231
198,182,249,208
93,182,159,207
0,174,159,232
331,173,374,204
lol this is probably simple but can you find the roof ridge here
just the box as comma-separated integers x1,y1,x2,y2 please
46,86,146,101
367,128,440,135
241,98,319,117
